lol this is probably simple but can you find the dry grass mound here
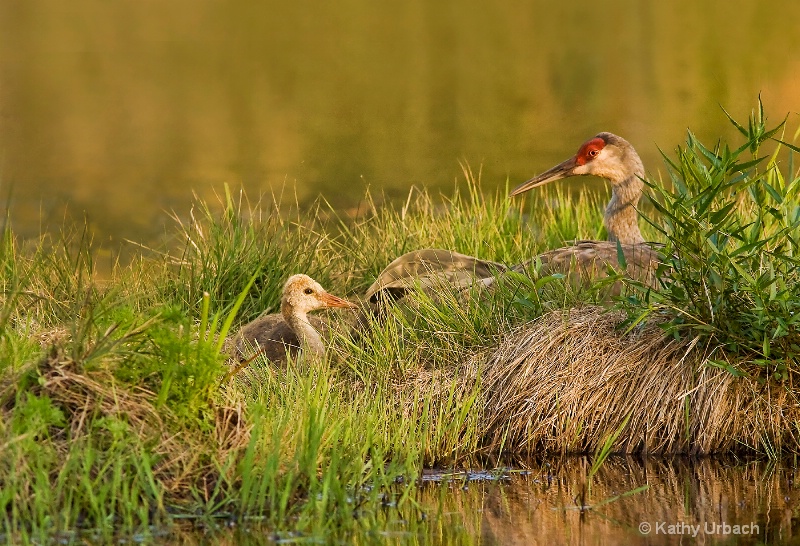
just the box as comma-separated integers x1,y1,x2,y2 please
476,306,800,456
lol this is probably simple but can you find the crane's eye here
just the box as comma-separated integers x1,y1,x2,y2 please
304,288,314,295
588,149,599,157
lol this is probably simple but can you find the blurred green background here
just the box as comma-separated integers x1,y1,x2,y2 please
1,0,798,245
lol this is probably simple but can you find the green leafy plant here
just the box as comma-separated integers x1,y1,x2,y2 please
620,100,800,376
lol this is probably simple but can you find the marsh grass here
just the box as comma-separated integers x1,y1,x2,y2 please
1,176,542,542
1,104,799,542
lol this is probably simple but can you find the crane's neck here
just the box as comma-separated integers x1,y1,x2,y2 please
605,168,645,245
282,303,325,357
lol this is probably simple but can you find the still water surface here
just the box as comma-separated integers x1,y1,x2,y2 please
156,457,798,545
1,0,800,245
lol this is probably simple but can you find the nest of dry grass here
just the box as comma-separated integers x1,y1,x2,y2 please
471,306,800,456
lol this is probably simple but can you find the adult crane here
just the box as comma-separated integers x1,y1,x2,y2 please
365,132,663,308
510,132,662,288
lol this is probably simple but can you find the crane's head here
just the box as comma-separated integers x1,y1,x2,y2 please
282,274,358,313
510,132,641,197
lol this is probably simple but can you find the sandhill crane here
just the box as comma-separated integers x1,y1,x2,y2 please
364,248,508,310
364,133,661,308
510,132,662,288
232,274,358,364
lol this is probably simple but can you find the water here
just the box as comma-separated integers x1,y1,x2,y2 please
1,0,799,246
145,457,798,545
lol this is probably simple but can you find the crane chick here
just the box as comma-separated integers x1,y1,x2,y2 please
232,274,357,365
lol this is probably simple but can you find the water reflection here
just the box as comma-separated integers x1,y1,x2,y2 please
1,0,799,245
163,457,798,545
471,457,799,545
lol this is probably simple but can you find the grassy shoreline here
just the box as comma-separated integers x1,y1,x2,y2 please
1,106,799,541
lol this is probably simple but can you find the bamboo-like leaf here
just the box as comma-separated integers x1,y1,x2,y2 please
694,138,724,170
721,105,749,137
709,202,737,224
615,240,627,269
706,359,746,377
773,138,800,154
733,155,767,172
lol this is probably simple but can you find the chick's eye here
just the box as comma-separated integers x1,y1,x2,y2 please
304,288,314,295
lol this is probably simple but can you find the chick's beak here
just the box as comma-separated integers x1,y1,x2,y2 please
320,293,359,309
509,156,578,197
